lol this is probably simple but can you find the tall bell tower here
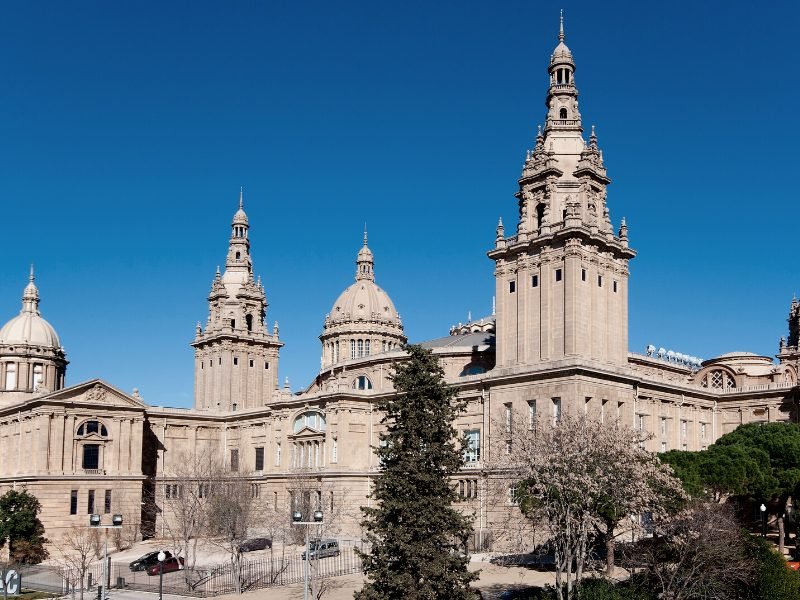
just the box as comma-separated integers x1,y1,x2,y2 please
192,191,283,411
488,14,635,368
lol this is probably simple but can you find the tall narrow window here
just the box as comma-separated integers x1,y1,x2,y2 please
504,403,512,433
598,275,603,287
230,449,239,472
332,438,338,463
5,364,16,391
581,268,586,281
82,444,100,470
531,274,539,287
33,364,43,390
104,490,112,514
528,400,537,429
559,107,568,119
275,442,281,466
552,398,562,426
87,490,95,515
464,430,480,463
246,314,253,331
364,340,370,356
555,269,562,282
351,340,356,359
509,280,516,293
255,447,265,471
70,490,78,515
357,339,364,357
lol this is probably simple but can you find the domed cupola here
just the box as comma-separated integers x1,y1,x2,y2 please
0,267,68,401
320,231,406,368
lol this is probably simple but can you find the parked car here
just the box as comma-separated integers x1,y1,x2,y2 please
301,539,340,560
239,537,272,552
147,556,185,576
129,551,172,572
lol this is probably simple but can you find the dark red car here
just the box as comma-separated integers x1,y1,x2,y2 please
147,557,185,576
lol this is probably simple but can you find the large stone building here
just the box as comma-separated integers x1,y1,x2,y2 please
1,19,798,544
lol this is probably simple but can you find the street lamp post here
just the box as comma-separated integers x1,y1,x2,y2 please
760,504,767,538
89,514,123,600
292,509,323,600
157,551,166,600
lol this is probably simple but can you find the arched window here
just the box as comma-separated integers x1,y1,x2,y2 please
293,411,326,433
701,370,736,390
235,251,241,260
353,375,373,390
559,108,568,119
245,314,253,332
77,420,109,437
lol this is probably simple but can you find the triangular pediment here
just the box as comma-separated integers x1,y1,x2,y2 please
42,379,147,409
290,426,325,438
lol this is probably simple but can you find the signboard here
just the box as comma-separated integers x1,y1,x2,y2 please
0,570,21,597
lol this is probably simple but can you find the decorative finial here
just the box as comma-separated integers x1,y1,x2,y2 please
492,295,496,316
29,264,35,282
363,223,368,247
559,9,565,43
537,124,542,136
239,186,243,210
468,311,472,323
591,125,596,137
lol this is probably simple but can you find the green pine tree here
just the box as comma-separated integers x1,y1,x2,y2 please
356,344,479,600
0,488,49,564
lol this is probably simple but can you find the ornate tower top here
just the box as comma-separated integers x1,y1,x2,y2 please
355,227,375,281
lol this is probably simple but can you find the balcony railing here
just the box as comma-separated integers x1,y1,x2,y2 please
83,468,105,475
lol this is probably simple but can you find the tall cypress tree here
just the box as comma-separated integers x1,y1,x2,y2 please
356,345,478,600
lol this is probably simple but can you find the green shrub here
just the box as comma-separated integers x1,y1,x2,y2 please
748,534,800,600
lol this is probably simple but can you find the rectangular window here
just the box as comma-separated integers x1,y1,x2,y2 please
233,357,238,366
681,420,687,437
230,449,239,472
255,447,265,471
584,397,591,415
165,484,171,500
249,359,254,368
509,280,516,293
636,414,645,432
555,268,562,282
331,439,338,463
87,489,95,515
661,442,667,453
275,442,281,466
700,423,707,439
508,486,519,506
601,399,608,423
504,403,512,433
505,439,512,455
528,400,537,429
70,490,78,515
682,443,688,451
274,491,278,511
82,444,100,470
104,490,112,514
598,275,603,287
4,364,16,390
531,274,539,287
613,281,618,293
581,268,586,281
265,362,270,369
552,398,562,426
464,430,480,463
660,417,667,436
617,401,624,420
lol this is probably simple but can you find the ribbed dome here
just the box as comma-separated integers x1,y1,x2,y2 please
0,313,61,348
233,207,248,225
329,280,401,326
550,41,574,64
0,269,62,349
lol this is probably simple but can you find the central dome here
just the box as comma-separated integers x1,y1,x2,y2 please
0,269,61,349
320,234,406,368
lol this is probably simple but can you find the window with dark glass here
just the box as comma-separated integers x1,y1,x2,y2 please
230,449,239,472
70,490,78,515
255,447,265,471
531,274,539,287
87,489,95,514
82,444,100,470
104,490,112,514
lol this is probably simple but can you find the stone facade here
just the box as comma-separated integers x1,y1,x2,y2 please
0,18,798,544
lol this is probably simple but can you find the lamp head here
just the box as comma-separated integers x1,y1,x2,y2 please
313,510,323,523
89,514,101,527
292,511,303,523
157,551,166,562
112,514,123,527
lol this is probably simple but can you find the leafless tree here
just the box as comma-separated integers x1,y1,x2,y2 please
632,502,755,600
489,413,685,600
51,527,97,600
160,449,221,588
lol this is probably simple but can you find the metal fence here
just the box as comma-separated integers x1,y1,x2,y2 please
16,548,363,597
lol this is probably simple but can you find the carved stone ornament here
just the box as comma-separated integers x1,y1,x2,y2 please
86,384,107,403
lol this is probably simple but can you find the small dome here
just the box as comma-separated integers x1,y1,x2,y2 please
233,207,248,225
550,41,574,65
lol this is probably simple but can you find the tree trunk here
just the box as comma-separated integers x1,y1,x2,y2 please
779,514,786,556
605,534,615,576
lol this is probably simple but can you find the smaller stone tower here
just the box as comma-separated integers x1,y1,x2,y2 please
777,296,800,375
192,191,283,411
0,267,68,403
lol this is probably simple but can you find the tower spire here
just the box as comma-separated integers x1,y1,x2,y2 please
239,186,243,210
22,265,40,314
559,9,564,42
363,223,368,246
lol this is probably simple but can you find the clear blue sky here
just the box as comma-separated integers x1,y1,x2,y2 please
1,1,798,407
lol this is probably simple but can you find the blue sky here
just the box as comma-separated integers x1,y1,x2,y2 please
1,1,798,407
